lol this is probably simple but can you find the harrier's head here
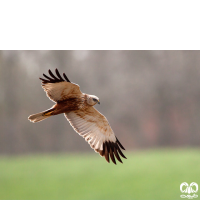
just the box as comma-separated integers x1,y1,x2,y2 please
87,95,100,106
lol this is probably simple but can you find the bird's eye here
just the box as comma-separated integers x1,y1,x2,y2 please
93,98,97,102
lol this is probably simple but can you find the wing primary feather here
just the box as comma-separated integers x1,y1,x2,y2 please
104,143,110,163
106,141,110,153
39,77,48,83
109,142,116,164
98,150,104,156
116,144,127,159
48,69,59,80
43,73,54,81
116,137,126,150
113,143,123,163
63,73,71,82
55,68,64,81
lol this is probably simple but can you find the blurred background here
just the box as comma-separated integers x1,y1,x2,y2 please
0,50,200,200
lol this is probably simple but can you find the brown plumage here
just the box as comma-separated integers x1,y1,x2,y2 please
28,69,127,164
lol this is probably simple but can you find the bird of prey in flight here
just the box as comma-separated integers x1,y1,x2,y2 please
28,69,126,164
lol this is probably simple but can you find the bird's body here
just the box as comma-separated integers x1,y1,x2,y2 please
28,69,126,164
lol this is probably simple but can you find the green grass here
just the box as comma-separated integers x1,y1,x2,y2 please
0,148,200,200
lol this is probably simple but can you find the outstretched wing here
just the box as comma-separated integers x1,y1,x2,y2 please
40,69,82,102
65,107,126,164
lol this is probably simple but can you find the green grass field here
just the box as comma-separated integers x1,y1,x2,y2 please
0,148,200,200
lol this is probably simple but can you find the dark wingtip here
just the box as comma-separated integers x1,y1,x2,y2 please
104,143,110,163
39,69,70,84
39,77,48,83
63,73,71,82
109,142,117,164
101,139,126,164
116,137,126,150
55,68,64,81
43,73,54,81
48,69,59,80
113,144,123,163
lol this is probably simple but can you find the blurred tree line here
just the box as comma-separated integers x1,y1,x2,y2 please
0,50,200,155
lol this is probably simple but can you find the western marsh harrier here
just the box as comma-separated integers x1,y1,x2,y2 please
28,69,126,164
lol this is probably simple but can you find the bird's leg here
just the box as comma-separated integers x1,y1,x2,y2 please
43,110,54,116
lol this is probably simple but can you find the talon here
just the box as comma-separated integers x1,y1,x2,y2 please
43,111,53,116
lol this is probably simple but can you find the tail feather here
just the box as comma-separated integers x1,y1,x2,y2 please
28,111,51,123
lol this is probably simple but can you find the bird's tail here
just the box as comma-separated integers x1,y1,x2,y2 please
28,109,54,123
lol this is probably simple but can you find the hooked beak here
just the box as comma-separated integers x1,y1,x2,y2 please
98,100,100,104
